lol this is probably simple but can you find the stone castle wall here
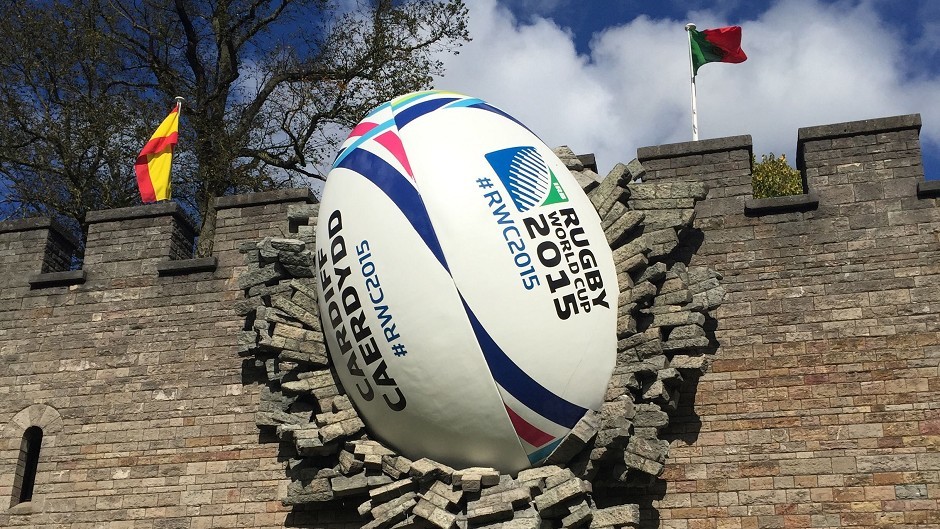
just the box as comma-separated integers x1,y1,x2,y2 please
0,190,346,528
635,114,939,528
0,113,938,528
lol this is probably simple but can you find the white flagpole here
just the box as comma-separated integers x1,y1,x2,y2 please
170,96,184,201
685,23,699,141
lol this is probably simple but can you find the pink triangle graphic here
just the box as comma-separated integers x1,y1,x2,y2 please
375,130,415,180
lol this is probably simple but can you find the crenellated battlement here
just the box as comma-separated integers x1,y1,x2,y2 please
631,116,940,524
0,218,78,279
2,114,934,292
0,189,316,292
639,113,933,202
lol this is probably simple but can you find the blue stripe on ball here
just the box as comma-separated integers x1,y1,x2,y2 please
335,147,450,273
459,294,588,429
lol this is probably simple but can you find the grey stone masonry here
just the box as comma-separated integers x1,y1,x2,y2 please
631,114,939,526
637,135,754,199
0,218,80,294
0,189,332,529
85,201,198,266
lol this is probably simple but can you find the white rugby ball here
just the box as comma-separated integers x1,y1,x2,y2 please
315,91,618,473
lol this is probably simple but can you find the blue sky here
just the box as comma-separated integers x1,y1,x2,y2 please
434,0,940,179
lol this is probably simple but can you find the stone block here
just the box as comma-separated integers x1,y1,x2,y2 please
350,439,397,457
669,355,710,374
478,485,531,508
413,498,457,529
554,146,584,170
288,203,320,222
626,436,669,463
616,314,637,337
634,262,667,284
280,345,328,367
268,237,307,253
544,468,576,489
687,277,720,296
619,281,657,304
668,324,705,340
370,478,418,503
314,409,359,427
601,201,627,228
369,474,394,488
427,479,464,507
633,405,668,428
612,235,651,265
410,458,455,484
653,288,691,306
285,476,334,503
616,355,666,377
618,252,648,274
466,498,515,524
340,416,366,436
617,327,661,350
545,411,599,465
691,286,726,310
595,427,631,448
895,484,928,499
454,467,500,489
295,428,338,457
645,229,679,258
662,337,710,352
533,477,587,517
271,295,320,329
290,289,319,314
622,452,664,477
331,472,371,497
238,263,283,289
624,159,646,182
560,500,593,528
602,398,635,423
651,310,705,329
383,455,414,480
605,210,645,245
249,281,295,299
256,409,305,427
589,504,640,528
340,449,365,475
365,493,416,529
617,300,636,319
656,367,683,387
589,163,628,211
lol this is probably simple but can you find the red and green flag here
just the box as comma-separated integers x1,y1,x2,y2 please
689,26,747,75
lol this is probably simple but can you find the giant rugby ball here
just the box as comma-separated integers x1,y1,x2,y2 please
315,91,618,473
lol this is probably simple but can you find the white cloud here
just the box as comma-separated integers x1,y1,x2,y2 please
434,0,940,175
431,2,613,155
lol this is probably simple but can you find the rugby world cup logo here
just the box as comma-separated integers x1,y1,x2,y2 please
485,146,568,212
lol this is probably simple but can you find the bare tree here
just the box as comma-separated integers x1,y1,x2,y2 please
0,0,469,256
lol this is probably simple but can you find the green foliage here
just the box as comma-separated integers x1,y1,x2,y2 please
752,153,803,199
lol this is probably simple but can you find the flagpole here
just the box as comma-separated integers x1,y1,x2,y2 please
685,23,699,141
170,96,184,201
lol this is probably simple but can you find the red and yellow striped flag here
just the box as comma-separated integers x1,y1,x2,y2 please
135,102,180,203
